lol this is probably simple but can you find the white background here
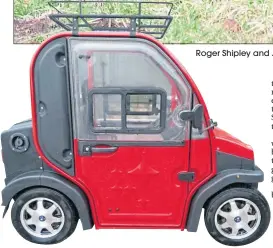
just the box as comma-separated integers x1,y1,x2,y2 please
0,1,273,247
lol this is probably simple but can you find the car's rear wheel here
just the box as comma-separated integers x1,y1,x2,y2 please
204,187,270,246
11,187,78,244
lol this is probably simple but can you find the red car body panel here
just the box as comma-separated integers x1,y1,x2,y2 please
74,140,190,227
29,32,251,230
213,127,254,160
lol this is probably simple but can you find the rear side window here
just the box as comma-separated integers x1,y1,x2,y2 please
69,37,192,143
92,93,122,131
125,93,163,130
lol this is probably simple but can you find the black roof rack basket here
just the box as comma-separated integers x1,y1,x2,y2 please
48,0,173,39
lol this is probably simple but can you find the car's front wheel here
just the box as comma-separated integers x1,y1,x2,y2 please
11,187,78,244
204,187,270,246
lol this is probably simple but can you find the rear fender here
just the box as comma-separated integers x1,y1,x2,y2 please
1,171,93,230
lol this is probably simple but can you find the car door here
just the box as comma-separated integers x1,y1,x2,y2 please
69,37,193,227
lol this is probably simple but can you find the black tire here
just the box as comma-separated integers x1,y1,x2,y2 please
11,187,79,245
204,187,270,246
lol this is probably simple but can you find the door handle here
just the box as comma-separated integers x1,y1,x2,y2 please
178,172,195,182
91,146,118,154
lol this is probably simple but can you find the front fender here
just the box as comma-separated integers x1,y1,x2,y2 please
186,167,264,232
1,171,93,230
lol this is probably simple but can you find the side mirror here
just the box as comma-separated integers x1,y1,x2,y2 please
179,104,203,130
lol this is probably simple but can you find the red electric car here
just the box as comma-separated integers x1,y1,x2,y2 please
1,1,270,246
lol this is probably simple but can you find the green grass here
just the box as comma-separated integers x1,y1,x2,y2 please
14,0,51,18
14,0,273,43
33,34,47,43
164,0,273,43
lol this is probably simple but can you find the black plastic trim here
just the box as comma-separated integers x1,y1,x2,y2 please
217,151,255,171
178,172,195,182
1,171,93,230
0,120,47,184
186,167,264,232
34,38,74,175
91,146,118,153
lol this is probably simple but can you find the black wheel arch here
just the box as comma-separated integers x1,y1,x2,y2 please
186,167,264,232
1,171,93,230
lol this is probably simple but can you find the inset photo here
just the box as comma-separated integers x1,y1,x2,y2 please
13,0,273,44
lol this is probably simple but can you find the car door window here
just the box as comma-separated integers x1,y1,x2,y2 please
69,38,192,144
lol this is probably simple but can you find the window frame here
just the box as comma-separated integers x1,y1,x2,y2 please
88,87,167,134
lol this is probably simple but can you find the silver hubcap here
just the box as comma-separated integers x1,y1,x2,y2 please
215,198,261,240
20,197,65,238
